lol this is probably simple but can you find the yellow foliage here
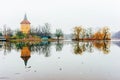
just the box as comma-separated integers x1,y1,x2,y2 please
74,26,83,40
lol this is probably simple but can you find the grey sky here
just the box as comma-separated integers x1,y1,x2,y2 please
0,0,120,33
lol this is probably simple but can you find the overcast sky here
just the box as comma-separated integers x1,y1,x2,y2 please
0,0,120,33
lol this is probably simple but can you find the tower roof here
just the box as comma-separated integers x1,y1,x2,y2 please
24,14,27,20
20,14,31,24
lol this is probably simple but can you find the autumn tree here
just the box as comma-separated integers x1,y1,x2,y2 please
74,26,83,40
93,27,111,40
102,27,110,40
93,30,103,39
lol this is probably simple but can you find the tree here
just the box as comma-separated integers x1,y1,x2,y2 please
55,29,63,41
86,28,93,39
93,30,102,39
93,27,111,40
102,27,110,40
6,27,13,37
2,25,13,40
16,31,25,39
30,26,36,36
3,24,7,36
81,28,86,40
42,23,51,38
73,26,83,40
0,32,2,36
30,23,51,38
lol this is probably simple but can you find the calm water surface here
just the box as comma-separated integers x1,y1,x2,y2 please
0,41,120,80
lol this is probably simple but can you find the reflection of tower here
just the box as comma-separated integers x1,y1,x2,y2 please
21,47,31,66
20,14,31,34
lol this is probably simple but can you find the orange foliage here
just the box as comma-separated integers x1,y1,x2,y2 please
73,41,110,55
93,41,110,54
73,26,111,40
21,47,31,57
93,27,111,40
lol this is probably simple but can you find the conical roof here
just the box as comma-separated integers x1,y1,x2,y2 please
20,14,31,24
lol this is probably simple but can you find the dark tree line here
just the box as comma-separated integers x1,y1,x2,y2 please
30,23,51,38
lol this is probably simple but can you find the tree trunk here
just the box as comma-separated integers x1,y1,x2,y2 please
77,34,79,41
57,37,59,41
103,32,107,40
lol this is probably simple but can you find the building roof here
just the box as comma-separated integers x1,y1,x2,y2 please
20,14,31,24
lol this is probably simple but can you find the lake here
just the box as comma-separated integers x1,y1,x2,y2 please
0,41,120,80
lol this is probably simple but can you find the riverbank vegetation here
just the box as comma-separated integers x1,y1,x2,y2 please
0,24,111,42
73,26,111,41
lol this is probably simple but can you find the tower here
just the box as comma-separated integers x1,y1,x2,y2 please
20,14,31,34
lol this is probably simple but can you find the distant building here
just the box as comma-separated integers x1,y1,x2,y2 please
20,14,31,34
21,47,31,66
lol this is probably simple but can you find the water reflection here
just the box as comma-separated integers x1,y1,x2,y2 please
15,41,51,57
93,41,110,54
73,40,111,55
0,41,112,56
0,42,13,55
21,46,31,66
113,41,120,47
55,41,63,51
1,41,120,80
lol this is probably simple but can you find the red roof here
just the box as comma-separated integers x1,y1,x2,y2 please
20,20,31,24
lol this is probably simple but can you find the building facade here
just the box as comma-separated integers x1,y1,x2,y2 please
20,14,31,34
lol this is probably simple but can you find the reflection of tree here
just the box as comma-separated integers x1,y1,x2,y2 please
93,41,110,54
86,42,94,53
1,41,51,57
73,41,110,55
15,42,27,50
15,41,51,57
74,42,85,55
55,41,63,51
38,42,51,57
3,42,13,55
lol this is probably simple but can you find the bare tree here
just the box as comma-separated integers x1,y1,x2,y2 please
55,29,63,41
3,24,7,36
